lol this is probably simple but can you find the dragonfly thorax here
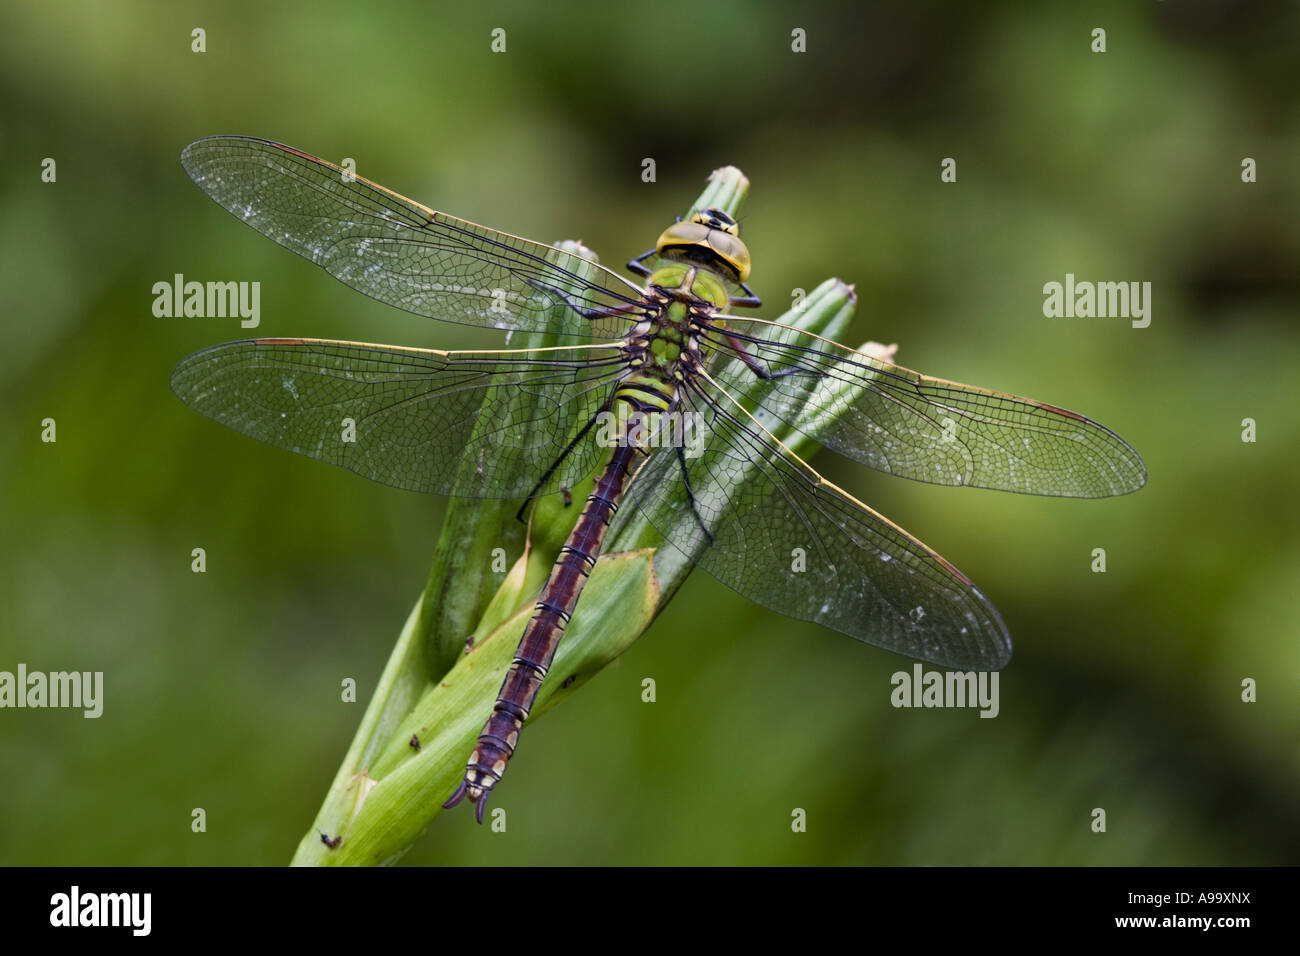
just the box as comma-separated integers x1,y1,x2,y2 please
626,265,726,385
644,262,731,312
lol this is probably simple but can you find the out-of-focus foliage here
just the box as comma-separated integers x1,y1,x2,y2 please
0,0,1296,865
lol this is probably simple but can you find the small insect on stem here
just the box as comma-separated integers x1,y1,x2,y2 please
319,832,342,849
561,484,572,507
409,734,421,751
561,674,577,689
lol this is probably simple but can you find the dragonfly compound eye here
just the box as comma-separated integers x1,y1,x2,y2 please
655,217,752,283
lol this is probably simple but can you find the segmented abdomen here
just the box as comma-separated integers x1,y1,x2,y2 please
449,387,682,821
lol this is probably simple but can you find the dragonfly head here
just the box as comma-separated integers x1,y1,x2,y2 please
655,207,752,284
691,207,740,235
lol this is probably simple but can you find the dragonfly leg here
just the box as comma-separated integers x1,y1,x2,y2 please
626,247,656,278
524,277,643,322
723,332,816,381
513,402,609,524
728,281,762,310
676,445,714,544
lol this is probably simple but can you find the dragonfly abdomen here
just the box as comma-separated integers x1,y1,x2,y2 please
445,390,663,822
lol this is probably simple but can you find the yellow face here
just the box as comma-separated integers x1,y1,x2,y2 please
689,207,740,236
654,207,751,283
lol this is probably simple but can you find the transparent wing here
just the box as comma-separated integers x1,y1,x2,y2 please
708,318,1146,498
180,136,649,339
628,374,1011,670
170,338,625,498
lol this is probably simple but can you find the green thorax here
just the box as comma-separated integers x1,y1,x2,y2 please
647,263,730,310
616,257,736,415
628,263,729,385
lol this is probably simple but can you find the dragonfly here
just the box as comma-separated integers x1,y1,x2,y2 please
172,136,1146,822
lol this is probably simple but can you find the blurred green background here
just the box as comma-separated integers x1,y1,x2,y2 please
2,0,1297,865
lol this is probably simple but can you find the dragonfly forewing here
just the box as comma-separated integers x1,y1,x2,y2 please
713,317,1147,498
180,136,648,339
